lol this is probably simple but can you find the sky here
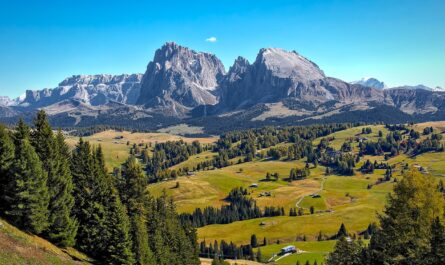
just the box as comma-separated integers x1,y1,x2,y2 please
0,0,444,98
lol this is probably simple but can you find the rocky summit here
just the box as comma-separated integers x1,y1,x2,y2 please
136,42,225,116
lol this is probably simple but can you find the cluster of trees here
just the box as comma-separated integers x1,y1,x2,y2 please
143,140,204,182
180,187,290,228
412,134,444,155
423,126,435,135
359,160,384,174
263,206,286,217
326,168,445,265
320,152,356,176
362,127,373,134
265,172,280,181
266,139,313,160
289,167,311,181
179,187,262,227
212,124,350,165
359,128,444,159
199,239,261,262
0,111,200,265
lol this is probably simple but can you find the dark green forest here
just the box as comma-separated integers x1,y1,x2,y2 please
0,110,199,265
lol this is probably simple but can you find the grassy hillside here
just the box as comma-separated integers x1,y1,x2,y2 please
59,122,444,265
65,130,217,170
146,121,445,264
0,218,91,265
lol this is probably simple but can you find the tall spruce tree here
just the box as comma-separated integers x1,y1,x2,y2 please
31,111,77,246
0,124,14,212
72,138,138,263
6,119,49,234
326,237,364,265
120,156,155,265
426,217,445,265
45,130,78,247
71,139,110,257
104,191,134,265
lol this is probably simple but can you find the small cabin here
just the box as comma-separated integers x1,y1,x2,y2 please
279,245,297,255
249,183,258,188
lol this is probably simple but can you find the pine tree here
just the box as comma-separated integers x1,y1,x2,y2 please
132,214,155,265
119,156,155,265
0,125,14,212
336,223,348,239
71,139,110,258
45,129,78,247
250,234,258,247
104,192,134,265
426,217,445,264
6,119,49,234
326,237,364,265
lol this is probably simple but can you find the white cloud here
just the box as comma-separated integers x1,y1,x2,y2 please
205,37,217,43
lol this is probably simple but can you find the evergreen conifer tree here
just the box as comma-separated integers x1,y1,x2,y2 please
6,119,49,234
45,130,78,247
426,217,445,264
0,125,14,212
104,192,134,265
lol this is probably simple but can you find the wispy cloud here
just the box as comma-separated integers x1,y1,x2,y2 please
205,37,217,43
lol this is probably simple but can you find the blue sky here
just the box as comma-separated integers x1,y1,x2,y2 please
0,0,444,98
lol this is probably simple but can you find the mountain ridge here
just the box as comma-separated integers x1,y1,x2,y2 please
1,42,444,133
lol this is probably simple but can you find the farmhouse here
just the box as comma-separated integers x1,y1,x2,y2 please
279,245,297,255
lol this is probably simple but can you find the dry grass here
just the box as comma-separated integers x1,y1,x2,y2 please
65,130,217,170
0,218,91,265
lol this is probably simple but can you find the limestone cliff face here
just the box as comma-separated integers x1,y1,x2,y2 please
137,42,225,115
19,74,143,108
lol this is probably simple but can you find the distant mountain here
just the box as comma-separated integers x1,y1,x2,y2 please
137,42,225,116
17,74,142,109
351,77,387,89
390,84,445,92
0,96,13,106
1,42,444,133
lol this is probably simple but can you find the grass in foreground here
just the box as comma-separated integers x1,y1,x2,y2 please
0,218,91,265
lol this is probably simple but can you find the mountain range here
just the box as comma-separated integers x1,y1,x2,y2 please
1,42,444,134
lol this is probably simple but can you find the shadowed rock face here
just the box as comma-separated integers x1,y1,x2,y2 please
137,42,226,115
18,74,143,108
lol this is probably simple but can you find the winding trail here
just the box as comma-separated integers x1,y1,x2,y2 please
295,177,327,208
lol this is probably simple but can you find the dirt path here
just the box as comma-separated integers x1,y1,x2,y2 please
295,177,327,208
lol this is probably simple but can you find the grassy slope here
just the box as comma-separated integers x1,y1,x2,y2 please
258,240,337,264
65,130,217,171
146,122,444,265
0,218,91,265
56,122,443,265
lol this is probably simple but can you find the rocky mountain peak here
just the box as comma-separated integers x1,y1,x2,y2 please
136,43,226,114
17,74,143,108
225,56,250,82
254,48,325,81
59,74,142,87
352,77,387,89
